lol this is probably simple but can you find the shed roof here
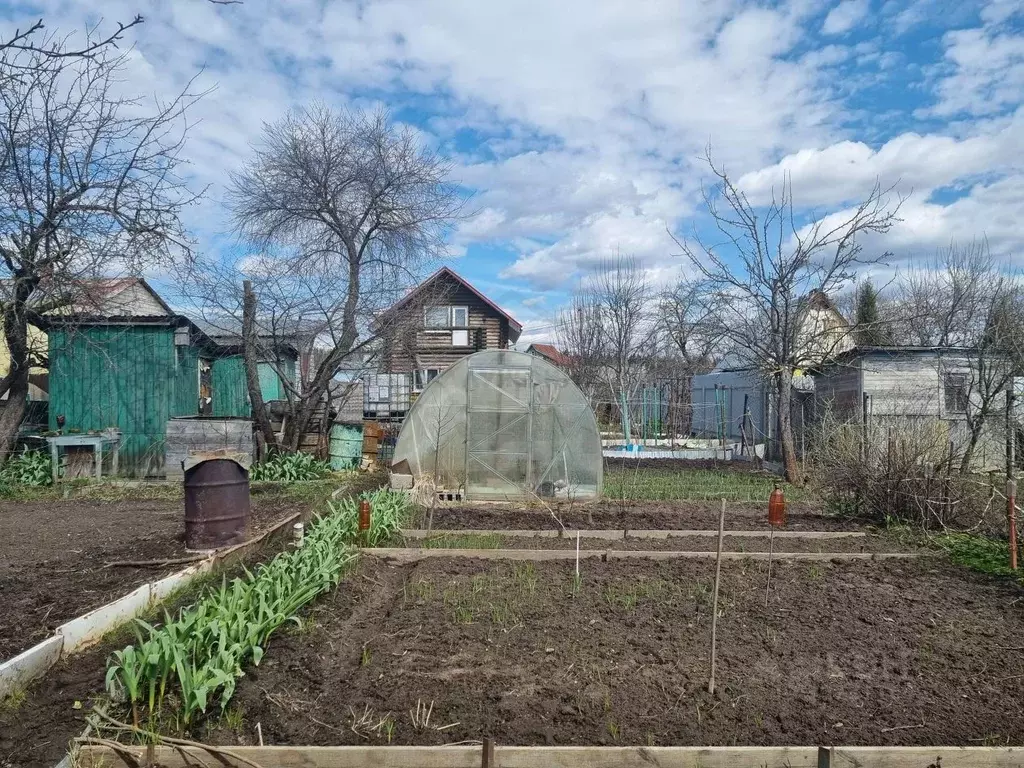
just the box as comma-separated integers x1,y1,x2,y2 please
834,345,980,361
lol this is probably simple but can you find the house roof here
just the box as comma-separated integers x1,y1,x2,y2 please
835,345,981,360
84,277,174,315
378,267,523,342
526,343,570,366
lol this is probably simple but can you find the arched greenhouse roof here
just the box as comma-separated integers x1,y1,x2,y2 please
392,349,602,500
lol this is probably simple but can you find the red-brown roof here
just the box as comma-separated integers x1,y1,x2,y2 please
527,343,570,366
379,267,523,341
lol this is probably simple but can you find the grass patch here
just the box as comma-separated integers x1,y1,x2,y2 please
602,578,673,610
421,563,539,626
0,686,26,712
934,533,1023,581
603,466,813,502
418,533,505,549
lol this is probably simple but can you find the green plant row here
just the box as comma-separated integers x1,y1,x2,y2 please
326,487,410,547
105,488,410,728
249,451,332,482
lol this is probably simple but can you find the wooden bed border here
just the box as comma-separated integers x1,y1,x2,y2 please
77,743,1024,768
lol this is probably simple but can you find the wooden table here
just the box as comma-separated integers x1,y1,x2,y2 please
45,433,121,481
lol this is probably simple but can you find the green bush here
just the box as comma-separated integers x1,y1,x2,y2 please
249,451,331,482
0,449,52,486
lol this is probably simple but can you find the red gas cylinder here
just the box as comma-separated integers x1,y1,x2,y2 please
768,486,786,527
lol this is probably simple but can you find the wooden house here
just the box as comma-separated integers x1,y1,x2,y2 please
366,268,522,418
525,343,570,367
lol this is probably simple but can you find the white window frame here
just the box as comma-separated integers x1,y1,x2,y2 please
424,306,450,328
413,368,441,392
452,329,470,346
423,305,469,329
943,372,969,415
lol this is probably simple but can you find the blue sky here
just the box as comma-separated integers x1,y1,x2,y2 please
4,0,1022,344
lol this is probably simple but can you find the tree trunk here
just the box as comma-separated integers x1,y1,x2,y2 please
776,369,801,484
959,420,984,475
242,280,277,458
0,304,32,464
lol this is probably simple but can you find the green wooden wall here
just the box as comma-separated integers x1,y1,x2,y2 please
212,356,250,417
257,358,296,401
213,355,296,416
48,326,200,476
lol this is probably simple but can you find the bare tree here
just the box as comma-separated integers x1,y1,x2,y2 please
672,153,902,483
220,104,462,452
557,291,604,404
0,41,204,460
557,256,659,428
593,256,659,407
660,278,720,371
893,242,1024,472
0,18,143,63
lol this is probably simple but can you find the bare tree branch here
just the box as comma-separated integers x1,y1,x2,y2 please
670,150,903,482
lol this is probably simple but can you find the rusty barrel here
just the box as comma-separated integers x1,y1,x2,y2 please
184,458,250,550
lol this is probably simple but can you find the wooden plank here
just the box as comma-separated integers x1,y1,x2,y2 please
399,529,866,540
78,746,1024,768
367,548,608,564
366,548,924,563
832,747,1024,767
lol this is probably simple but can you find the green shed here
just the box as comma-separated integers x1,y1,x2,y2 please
211,356,298,417
46,318,218,476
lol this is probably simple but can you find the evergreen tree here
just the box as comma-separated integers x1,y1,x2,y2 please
854,280,891,346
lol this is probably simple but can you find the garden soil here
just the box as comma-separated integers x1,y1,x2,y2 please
398,532,914,553
0,496,301,660
210,555,1024,750
423,501,865,532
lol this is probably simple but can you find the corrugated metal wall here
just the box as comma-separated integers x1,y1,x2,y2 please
48,326,199,476
212,356,250,417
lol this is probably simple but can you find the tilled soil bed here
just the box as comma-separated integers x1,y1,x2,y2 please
0,496,300,660
423,501,864,532
396,532,913,553
207,555,1024,749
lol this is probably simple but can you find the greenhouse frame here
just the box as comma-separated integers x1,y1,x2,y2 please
392,350,602,500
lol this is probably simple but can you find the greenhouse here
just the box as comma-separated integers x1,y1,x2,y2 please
392,349,602,500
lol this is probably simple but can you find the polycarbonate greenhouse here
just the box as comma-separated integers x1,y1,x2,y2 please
392,350,602,500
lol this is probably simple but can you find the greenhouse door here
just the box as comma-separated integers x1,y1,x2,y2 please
466,365,532,498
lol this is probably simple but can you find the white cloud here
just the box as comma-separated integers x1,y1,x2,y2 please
737,111,1022,206
927,10,1024,118
521,296,547,308
2,0,1021,298
822,0,871,36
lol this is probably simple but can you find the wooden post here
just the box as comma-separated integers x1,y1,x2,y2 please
817,746,833,768
481,737,494,768
708,498,726,694
1008,390,1017,571
740,393,750,458
861,392,869,462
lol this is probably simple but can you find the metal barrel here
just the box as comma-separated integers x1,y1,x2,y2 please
329,423,364,470
183,458,250,550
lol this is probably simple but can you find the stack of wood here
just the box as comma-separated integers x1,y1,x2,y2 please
266,400,333,460
361,421,383,470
